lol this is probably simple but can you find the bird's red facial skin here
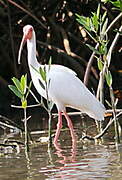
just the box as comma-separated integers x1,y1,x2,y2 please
24,27,33,40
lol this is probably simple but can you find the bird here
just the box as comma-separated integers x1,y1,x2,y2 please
18,25,105,144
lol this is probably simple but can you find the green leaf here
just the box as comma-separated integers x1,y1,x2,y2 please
114,29,122,35
88,18,94,32
120,0,122,11
97,59,104,71
90,5,100,33
108,0,122,11
48,57,52,72
76,14,91,31
102,11,107,22
101,18,108,35
48,56,52,65
22,100,27,109
12,77,22,93
48,101,54,111
38,79,45,90
31,64,40,74
86,44,102,55
39,67,46,82
99,42,108,55
105,99,112,107
97,4,100,19
48,78,51,90
25,80,32,99
105,71,112,87
20,74,27,94
92,13,99,32
111,0,121,8
8,85,23,99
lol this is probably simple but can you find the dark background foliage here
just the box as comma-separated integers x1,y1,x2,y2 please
0,0,122,117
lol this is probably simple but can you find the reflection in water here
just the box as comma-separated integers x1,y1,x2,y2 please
0,137,122,179
43,142,111,179
53,137,77,165
41,143,122,180
1,117,122,179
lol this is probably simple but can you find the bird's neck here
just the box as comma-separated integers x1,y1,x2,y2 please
27,31,39,68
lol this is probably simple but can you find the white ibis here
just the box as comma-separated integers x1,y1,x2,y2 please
18,25,105,144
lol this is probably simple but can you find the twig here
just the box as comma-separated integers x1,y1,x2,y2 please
27,88,40,104
21,116,31,122
0,115,23,131
82,112,122,140
37,40,98,79
48,111,52,147
110,86,120,143
38,40,86,65
0,121,15,129
96,25,122,98
24,108,29,152
6,0,18,77
11,103,42,108
84,43,99,85
7,0,47,29
60,27,71,54
106,12,122,33
107,25,122,67
83,12,122,86
52,109,122,117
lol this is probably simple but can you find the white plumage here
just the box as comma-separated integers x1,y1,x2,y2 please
18,25,105,144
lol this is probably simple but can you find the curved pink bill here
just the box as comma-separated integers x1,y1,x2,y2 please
18,34,27,64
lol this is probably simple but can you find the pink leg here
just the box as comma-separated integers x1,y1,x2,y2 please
54,111,62,143
63,111,76,143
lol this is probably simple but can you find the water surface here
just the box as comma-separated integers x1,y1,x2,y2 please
0,115,122,180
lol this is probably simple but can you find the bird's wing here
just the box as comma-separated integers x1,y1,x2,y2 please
30,64,77,100
50,64,77,76
47,64,85,106
47,65,105,120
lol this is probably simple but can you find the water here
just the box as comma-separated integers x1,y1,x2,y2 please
0,115,122,180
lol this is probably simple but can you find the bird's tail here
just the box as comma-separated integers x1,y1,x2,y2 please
85,102,105,121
